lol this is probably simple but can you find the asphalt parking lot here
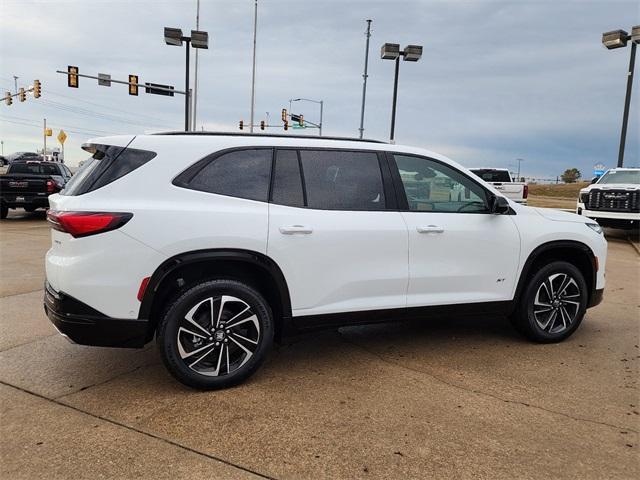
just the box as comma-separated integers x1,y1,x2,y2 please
1,209,638,479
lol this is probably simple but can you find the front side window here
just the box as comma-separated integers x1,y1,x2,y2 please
186,149,272,202
299,150,385,210
394,154,489,213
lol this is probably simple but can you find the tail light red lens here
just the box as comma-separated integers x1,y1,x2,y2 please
46,179,55,193
523,184,529,199
47,211,133,238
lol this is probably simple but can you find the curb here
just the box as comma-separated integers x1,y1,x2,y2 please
627,236,640,256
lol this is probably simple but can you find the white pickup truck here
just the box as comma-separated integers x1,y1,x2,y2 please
577,167,639,230
469,168,528,204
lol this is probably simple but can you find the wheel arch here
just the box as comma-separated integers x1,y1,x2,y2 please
514,240,597,308
139,249,292,342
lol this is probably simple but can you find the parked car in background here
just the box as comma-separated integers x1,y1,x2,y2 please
44,133,606,390
0,160,72,218
577,167,640,230
5,152,43,164
469,168,528,204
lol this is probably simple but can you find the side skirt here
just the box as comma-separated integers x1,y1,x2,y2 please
283,300,515,336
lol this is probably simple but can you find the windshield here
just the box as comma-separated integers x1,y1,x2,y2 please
9,163,59,175
470,169,512,183
597,170,640,185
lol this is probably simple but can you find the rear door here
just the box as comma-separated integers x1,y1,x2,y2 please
267,148,408,318
391,154,521,307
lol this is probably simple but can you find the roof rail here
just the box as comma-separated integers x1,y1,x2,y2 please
152,131,387,144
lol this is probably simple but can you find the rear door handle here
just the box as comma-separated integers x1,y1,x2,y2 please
417,225,444,234
279,225,313,235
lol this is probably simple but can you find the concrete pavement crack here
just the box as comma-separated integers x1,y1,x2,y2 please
0,287,44,299
0,381,277,480
337,331,639,434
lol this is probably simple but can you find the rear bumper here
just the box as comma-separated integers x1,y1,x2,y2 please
44,282,148,348
1,194,50,208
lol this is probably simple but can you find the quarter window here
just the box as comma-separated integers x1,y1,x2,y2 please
299,150,385,210
272,149,304,207
394,154,489,213
187,149,272,202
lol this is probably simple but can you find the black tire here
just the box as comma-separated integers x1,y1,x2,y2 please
511,261,588,343
157,279,274,390
0,204,8,220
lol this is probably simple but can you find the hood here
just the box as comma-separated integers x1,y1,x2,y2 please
533,207,590,224
581,183,640,192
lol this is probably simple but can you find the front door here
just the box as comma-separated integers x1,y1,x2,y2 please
390,153,521,307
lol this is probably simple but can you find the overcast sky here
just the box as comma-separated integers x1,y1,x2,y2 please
1,0,638,178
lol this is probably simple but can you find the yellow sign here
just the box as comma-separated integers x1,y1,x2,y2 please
57,130,67,144
45,128,53,137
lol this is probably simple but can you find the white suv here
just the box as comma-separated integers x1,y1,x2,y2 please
44,133,607,389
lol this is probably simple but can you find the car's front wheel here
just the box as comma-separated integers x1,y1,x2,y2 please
157,279,274,390
512,261,588,343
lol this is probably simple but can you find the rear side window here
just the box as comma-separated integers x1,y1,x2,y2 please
179,149,272,202
272,149,304,207
470,169,511,183
63,144,156,196
299,150,385,210
9,163,60,175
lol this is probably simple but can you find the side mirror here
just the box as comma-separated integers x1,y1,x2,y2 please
490,195,511,214
590,177,599,184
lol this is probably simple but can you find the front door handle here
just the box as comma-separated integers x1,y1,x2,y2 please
279,225,313,235
417,225,444,234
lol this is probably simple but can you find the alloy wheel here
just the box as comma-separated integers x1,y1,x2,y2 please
533,273,582,334
176,295,260,377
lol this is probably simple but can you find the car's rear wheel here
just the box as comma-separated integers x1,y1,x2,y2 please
0,203,8,219
512,261,588,343
157,279,274,390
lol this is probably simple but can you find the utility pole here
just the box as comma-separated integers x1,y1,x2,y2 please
358,19,372,139
249,0,258,133
192,0,201,130
43,119,47,160
516,158,524,180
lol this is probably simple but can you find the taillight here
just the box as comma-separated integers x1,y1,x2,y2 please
523,184,529,199
137,277,151,302
46,211,133,238
46,179,55,193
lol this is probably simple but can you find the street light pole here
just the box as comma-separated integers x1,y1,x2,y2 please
184,38,191,131
358,19,372,139
164,27,209,133
381,43,423,143
290,98,323,136
250,0,258,133
390,56,400,143
602,26,639,168
617,41,636,168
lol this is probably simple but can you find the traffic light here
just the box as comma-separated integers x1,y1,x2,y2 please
239,120,244,130
298,114,304,126
4,92,12,106
68,65,79,88
33,80,41,98
18,88,26,102
128,75,138,96
283,120,289,131
260,120,265,130
281,108,287,122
